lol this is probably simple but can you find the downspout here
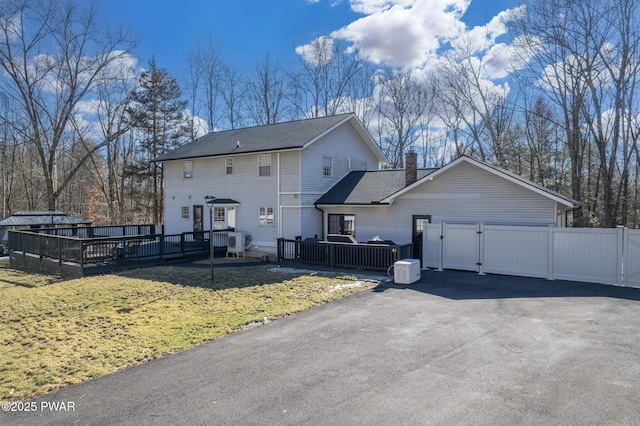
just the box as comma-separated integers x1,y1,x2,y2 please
277,153,282,238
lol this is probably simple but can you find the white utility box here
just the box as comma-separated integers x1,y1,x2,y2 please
394,259,421,284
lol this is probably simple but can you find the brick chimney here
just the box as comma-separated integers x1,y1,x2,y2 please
405,151,417,186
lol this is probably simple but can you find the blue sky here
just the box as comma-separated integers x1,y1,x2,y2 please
99,0,524,78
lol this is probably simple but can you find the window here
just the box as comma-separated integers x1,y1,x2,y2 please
226,158,233,175
328,214,355,236
214,207,225,225
258,154,271,176
181,206,190,219
183,161,193,180
259,206,274,226
323,156,333,177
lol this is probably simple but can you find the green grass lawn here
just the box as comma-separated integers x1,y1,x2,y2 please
0,260,379,401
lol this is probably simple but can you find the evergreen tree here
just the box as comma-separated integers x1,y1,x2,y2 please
128,58,188,224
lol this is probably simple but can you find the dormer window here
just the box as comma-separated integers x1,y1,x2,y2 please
183,161,193,180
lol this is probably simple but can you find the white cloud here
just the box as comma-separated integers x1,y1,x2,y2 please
295,36,335,66
333,0,470,67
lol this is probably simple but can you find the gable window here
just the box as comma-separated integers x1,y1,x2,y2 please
323,156,333,177
328,214,355,237
259,206,274,226
226,158,233,175
183,161,193,180
181,206,190,219
258,154,271,176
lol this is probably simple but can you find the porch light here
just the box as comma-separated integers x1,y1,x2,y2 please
205,195,216,282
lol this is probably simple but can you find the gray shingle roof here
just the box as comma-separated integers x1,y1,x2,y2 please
319,155,579,208
154,113,355,162
0,211,90,227
316,169,436,205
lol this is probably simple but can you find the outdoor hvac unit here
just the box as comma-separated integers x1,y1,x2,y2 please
227,232,245,256
394,259,421,284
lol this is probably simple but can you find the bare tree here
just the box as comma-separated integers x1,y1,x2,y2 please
290,37,366,118
220,65,246,129
184,38,223,135
0,0,137,210
374,68,430,168
517,0,640,227
245,54,286,125
434,34,517,167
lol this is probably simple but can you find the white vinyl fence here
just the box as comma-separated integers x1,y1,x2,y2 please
423,223,639,286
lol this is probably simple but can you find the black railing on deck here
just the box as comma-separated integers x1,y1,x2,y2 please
36,224,156,238
8,227,232,275
277,238,413,271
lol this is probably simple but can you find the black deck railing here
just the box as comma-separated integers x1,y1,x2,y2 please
37,224,157,238
8,226,232,277
277,238,413,271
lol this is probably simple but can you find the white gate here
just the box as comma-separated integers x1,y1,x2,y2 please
625,229,640,286
424,223,442,270
442,224,479,272
422,223,638,287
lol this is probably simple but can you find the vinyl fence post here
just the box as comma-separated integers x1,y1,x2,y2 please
547,225,554,280
477,223,485,275
437,222,444,271
618,226,626,286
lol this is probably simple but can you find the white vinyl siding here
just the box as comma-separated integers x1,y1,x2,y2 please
300,122,380,195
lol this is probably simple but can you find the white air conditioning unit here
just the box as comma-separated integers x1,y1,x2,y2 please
227,232,245,255
394,259,421,284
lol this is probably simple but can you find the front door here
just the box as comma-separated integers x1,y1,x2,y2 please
193,205,204,238
412,215,431,263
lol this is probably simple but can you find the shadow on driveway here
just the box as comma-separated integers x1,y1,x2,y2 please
373,269,640,302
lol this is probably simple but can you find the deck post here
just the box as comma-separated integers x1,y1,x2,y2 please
39,233,43,261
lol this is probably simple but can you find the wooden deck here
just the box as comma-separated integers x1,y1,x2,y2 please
8,227,231,277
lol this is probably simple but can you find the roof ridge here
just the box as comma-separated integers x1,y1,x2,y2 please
201,112,354,136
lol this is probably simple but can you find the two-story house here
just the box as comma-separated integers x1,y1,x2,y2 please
154,113,388,254
156,113,579,258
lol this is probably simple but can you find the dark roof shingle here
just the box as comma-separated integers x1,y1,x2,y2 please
154,113,354,162
316,169,436,205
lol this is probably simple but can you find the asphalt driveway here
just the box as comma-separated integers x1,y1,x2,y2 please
4,270,640,425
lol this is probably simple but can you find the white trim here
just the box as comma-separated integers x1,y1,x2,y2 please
381,156,577,208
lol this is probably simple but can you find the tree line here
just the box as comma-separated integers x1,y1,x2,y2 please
0,0,638,228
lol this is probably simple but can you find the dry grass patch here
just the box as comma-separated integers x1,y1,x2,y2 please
0,261,378,401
